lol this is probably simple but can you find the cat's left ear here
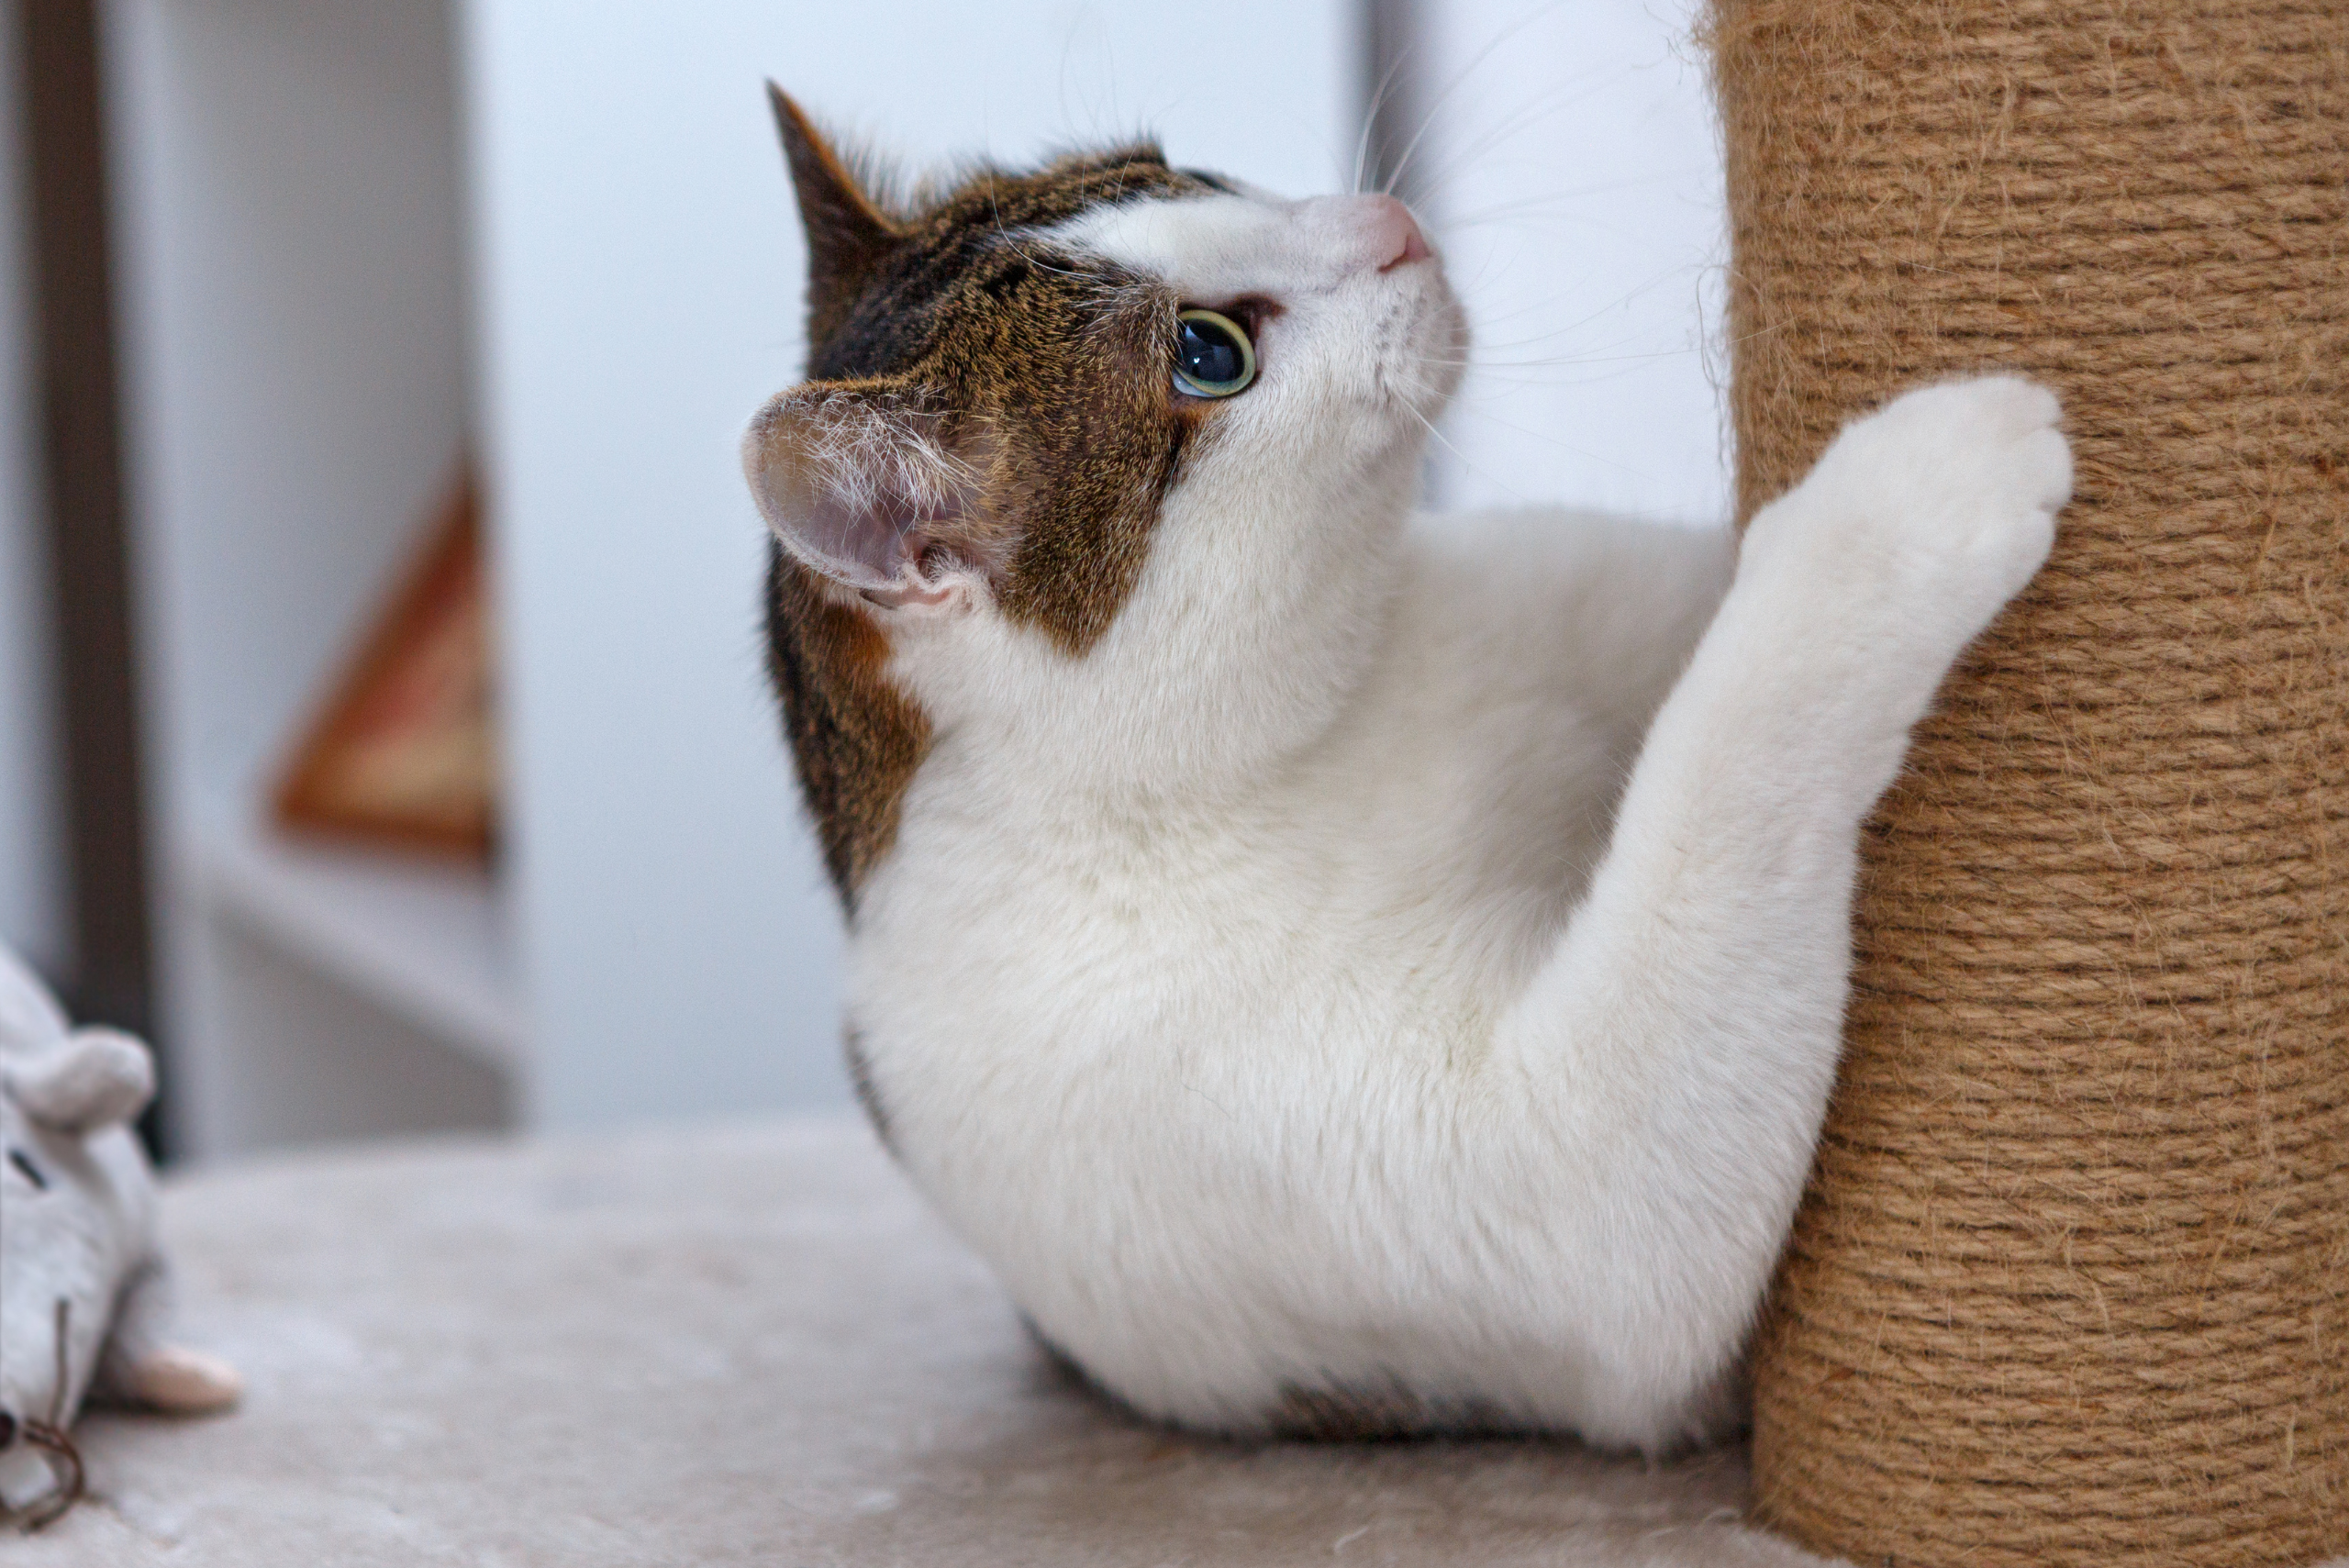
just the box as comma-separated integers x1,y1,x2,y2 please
742,380,1001,612
768,84,901,344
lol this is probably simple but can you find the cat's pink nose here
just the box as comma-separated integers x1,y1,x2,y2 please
1365,195,1431,271
1299,195,1435,273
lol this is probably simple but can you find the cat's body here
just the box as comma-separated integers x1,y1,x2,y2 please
746,94,2072,1453
855,506,1740,1448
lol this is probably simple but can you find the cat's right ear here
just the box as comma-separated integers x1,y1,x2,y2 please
742,382,999,613
768,84,900,341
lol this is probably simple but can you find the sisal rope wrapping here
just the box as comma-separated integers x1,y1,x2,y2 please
1710,1,2349,1562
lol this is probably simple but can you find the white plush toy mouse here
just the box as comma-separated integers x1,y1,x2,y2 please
0,942,238,1527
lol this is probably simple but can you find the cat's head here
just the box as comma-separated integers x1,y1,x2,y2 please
744,91,1462,822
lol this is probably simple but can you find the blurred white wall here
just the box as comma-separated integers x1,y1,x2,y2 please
105,0,506,1157
1412,0,1729,526
462,0,1358,1130
111,0,472,826
0,2,65,977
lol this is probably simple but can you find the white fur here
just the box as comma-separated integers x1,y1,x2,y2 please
774,184,2070,1451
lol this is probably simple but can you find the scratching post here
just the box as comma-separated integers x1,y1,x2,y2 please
1711,2,2349,1563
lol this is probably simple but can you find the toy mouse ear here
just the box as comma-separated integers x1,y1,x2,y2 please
742,382,998,607
6,1028,155,1134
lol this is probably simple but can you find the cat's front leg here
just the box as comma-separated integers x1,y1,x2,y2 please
1493,376,2071,1451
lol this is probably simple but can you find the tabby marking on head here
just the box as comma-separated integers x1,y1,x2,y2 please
752,90,1230,906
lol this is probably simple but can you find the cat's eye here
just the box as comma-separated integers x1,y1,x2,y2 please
1174,308,1256,398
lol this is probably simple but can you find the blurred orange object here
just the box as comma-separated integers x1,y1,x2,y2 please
273,468,495,862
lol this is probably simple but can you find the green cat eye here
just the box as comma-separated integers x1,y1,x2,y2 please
1173,308,1257,398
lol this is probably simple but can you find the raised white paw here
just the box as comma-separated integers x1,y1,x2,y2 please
1746,375,2072,661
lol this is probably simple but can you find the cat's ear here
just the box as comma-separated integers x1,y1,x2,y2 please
767,84,901,341
742,381,999,610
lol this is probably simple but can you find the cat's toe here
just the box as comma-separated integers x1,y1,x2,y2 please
2012,421,2075,517
1917,378,2070,604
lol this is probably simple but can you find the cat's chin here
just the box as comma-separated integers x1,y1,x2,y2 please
1373,283,1469,428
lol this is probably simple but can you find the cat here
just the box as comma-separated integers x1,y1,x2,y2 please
741,87,2072,1454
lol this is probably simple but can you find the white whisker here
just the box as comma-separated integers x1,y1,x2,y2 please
1378,3,1563,201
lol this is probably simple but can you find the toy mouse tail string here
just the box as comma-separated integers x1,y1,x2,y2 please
16,1419,83,1531
8,1299,86,1532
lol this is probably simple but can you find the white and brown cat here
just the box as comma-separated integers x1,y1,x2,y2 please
742,89,2071,1452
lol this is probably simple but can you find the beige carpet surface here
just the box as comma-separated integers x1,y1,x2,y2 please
20,1118,1834,1566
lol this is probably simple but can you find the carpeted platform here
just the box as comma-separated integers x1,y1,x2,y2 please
20,1118,1834,1565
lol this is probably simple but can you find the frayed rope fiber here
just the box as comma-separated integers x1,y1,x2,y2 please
1710,1,2349,1562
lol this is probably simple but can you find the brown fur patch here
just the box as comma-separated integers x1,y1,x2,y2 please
763,550,930,907
802,151,1204,651
763,99,1219,904
1272,1381,1517,1442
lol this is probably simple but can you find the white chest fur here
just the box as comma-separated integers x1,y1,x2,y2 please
848,507,1746,1448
